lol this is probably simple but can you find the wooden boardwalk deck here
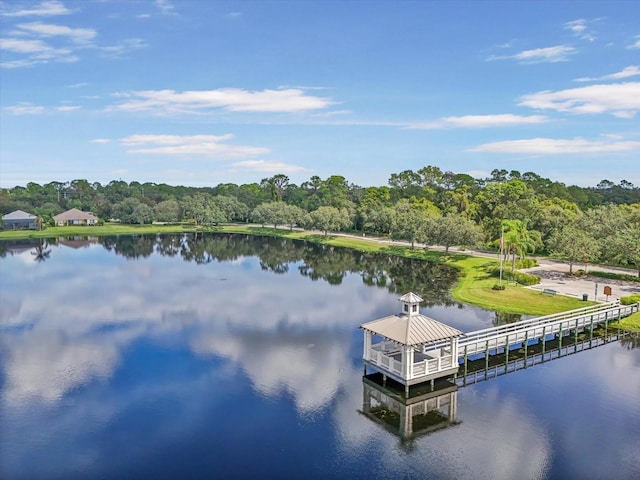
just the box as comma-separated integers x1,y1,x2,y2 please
457,301,637,360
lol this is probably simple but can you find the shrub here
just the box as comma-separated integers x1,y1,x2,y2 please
492,284,506,290
515,258,537,269
590,270,640,283
514,272,541,286
487,267,541,286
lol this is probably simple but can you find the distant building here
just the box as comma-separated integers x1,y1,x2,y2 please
2,210,38,230
53,208,99,226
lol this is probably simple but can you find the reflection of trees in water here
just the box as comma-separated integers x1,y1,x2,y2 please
95,233,459,306
298,244,353,285
32,239,51,262
102,235,155,259
156,235,183,258
0,238,59,261
620,333,640,350
382,256,458,306
493,311,522,327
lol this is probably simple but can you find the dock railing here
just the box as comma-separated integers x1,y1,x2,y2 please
457,301,637,357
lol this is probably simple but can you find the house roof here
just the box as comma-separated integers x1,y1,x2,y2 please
53,208,98,221
361,313,463,346
2,210,36,220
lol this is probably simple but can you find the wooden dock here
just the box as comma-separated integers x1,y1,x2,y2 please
456,301,637,367
361,294,638,389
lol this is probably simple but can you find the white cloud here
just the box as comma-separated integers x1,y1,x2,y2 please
230,160,311,174
108,88,335,114
1,7,143,67
1,37,53,53
120,134,270,158
488,45,576,63
99,37,147,58
4,102,45,115
56,105,80,111
470,137,640,154
409,114,548,129
0,36,77,67
121,134,234,146
154,0,175,14
519,82,640,118
564,19,596,42
16,21,96,43
1,0,71,17
91,138,111,144
575,66,640,82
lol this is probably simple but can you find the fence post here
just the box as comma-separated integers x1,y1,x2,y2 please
558,323,563,354
484,340,489,380
505,334,509,364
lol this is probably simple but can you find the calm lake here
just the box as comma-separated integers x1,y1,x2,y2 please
1,233,639,480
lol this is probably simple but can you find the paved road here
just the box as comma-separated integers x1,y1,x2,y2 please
519,263,640,302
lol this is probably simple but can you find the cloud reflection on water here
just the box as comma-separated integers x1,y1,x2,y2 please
1,237,638,480
1,243,391,409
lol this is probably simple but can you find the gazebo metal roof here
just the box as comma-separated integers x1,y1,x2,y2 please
361,314,463,346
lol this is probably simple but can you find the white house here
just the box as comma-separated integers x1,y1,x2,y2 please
53,208,99,226
2,210,38,229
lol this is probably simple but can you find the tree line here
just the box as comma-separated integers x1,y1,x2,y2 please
2,166,639,275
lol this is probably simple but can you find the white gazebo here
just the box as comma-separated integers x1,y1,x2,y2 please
360,292,463,392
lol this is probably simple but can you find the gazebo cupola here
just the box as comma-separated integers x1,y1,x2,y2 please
400,292,423,317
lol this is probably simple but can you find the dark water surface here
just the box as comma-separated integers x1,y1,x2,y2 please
1,234,638,480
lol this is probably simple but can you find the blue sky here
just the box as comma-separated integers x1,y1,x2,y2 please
1,0,639,189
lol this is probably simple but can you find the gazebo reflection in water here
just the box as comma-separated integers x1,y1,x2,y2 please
359,373,459,448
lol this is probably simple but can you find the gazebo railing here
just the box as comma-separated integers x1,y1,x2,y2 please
367,348,403,376
411,355,454,378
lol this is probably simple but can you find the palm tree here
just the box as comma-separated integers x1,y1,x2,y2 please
499,219,542,272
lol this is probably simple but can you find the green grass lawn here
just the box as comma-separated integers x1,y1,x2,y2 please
445,254,594,315
0,223,196,238
0,223,594,316
611,311,640,332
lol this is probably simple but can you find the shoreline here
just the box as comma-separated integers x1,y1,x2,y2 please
1,223,636,318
